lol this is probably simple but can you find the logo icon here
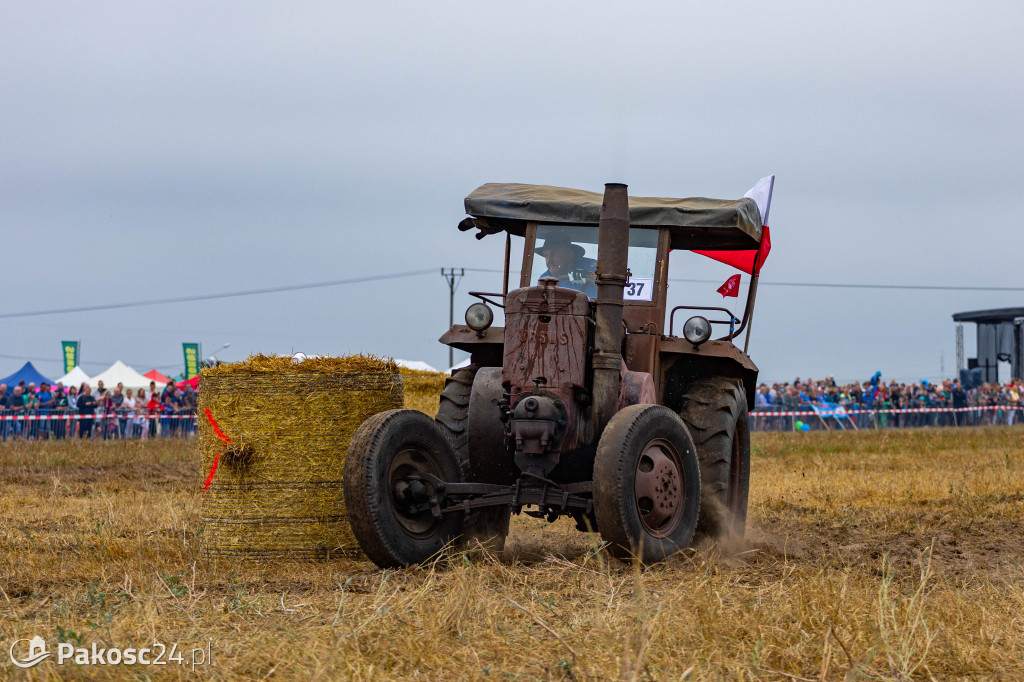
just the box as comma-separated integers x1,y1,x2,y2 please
10,636,51,668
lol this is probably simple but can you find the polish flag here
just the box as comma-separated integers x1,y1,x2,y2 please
717,274,741,297
694,175,774,275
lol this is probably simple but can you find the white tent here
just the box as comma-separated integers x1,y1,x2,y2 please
394,358,440,373
88,360,165,392
446,358,471,374
56,365,91,387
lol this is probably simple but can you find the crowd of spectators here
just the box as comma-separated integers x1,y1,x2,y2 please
2,369,1021,439
0,379,198,440
751,372,1022,430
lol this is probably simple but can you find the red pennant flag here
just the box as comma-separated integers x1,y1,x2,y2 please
717,274,741,298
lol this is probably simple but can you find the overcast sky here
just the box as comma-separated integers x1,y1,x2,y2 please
2,1,1022,384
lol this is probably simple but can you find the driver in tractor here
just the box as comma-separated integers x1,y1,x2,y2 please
536,230,597,297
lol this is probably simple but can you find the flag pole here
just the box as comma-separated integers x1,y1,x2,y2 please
741,175,773,355
743,276,759,353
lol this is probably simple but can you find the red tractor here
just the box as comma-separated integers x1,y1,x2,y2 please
345,180,773,567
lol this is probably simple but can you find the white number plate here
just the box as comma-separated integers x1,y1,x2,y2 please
623,277,653,301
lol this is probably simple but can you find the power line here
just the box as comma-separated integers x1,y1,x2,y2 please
466,268,1023,291
709,280,1024,292
2,266,1020,322
0,269,437,320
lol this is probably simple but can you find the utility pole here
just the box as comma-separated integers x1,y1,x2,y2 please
955,323,964,373
441,268,464,369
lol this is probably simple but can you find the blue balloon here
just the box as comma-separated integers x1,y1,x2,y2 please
801,423,811,432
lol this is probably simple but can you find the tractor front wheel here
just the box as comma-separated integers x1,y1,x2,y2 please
344,409,465,568
593,404,701,563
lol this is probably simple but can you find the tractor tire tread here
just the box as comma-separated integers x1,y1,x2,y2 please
677,378,750,537
343,410,410,569
343,409,466,568
435,365,479,469
593,404,701,563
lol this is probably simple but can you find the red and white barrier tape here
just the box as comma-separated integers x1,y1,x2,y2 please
2,407,1019,421
751,406,1023,417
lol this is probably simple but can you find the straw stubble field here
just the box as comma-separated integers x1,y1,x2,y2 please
1,425,1023,680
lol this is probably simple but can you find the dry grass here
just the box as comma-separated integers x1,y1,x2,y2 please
2,427,1023,680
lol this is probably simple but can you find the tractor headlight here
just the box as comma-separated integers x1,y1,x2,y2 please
682,316,712,346
465,302,493,331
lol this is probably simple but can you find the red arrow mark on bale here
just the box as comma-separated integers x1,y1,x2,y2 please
203,454,221,492
205,408,232,443
203,408,233,493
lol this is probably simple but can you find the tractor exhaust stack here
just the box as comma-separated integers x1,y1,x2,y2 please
592,182,630,430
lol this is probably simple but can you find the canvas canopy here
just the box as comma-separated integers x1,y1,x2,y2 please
57,366,91,387
89,360,165,392
177,375,199,390
462,183,764,250
144,369,173,384
0,362,55,388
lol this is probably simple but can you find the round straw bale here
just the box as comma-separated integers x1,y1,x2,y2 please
399,367,447,415
198,354,402,560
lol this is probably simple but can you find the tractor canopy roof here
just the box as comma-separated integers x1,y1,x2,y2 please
461,183,764,250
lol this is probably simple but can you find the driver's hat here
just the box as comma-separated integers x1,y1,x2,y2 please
536,230,584,259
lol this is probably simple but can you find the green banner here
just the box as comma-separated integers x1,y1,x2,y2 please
61,341,79,375
183,343,201,380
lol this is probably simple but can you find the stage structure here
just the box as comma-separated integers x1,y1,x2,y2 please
952,307,1024,385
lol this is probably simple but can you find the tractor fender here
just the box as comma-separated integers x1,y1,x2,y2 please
467,367,519,484
438,325,505,367
659,339,760,412
618,370,657,409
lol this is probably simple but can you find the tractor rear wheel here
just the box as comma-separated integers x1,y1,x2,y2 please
678,378,750,538
593,404,700,563
435,366,511,552
344,409,465,568
435,365,478,470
